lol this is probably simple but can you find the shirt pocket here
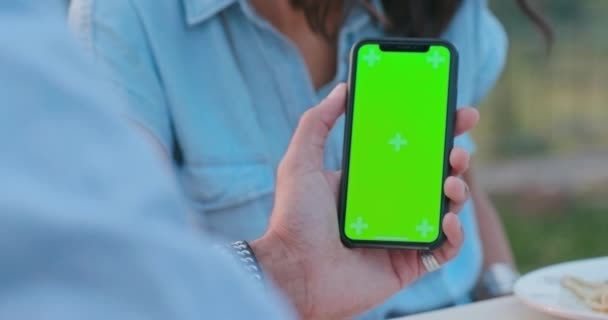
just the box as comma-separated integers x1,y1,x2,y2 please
181,162,275,213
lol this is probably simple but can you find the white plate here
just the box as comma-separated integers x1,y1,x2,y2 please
514,257,608,320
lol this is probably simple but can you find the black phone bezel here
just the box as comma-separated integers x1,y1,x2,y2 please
338,38,459,250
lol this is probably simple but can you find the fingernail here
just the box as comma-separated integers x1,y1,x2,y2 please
328,83,345,99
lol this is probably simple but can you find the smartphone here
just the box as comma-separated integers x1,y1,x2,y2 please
339,38,458,250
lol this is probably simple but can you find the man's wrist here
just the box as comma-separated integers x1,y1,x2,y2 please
226,241,265,283
251,232,310,317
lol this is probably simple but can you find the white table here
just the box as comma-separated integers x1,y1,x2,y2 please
398,296,559,320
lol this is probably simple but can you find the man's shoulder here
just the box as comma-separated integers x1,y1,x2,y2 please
0,5,132,134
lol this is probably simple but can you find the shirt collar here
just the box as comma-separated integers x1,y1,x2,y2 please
182,0,237,26
181,0,383,29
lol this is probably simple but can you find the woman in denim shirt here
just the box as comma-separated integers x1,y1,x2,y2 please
69,0,529,317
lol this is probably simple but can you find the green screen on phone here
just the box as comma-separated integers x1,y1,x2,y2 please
343,43,453,244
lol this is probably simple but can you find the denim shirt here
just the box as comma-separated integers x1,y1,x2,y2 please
69,0,507,316
1,2,291,319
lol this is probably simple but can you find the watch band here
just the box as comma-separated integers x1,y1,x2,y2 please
481,263,520,297
225,240,265,283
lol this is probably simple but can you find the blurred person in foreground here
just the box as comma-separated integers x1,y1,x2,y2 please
67,0,538,316
0,2,482,320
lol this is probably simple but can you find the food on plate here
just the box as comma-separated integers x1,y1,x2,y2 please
561,276,608,313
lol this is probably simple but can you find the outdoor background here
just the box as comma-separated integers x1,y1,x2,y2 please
477,0,608,272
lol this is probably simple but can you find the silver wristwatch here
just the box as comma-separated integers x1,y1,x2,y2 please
480,263,520,297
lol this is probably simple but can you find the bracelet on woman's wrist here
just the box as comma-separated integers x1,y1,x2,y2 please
480,263,520,297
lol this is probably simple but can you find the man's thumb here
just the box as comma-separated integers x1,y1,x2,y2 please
282,83,347,172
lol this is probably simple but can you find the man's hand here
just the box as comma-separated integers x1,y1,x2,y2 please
252,84,479,319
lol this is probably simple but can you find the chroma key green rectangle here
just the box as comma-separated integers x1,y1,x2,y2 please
340,39,458,249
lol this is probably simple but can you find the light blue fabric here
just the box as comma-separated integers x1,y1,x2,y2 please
0,2,292,319
69,0,507,316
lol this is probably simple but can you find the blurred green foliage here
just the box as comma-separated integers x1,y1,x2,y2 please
497,198,608,272
479,0,608,271
477,0,608,161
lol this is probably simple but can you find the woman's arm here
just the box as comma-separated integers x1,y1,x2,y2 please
466,166,519,298
466,167,515,268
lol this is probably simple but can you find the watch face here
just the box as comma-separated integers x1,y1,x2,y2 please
483,264,519,296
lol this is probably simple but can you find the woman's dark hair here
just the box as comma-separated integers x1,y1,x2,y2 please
290,0,553,49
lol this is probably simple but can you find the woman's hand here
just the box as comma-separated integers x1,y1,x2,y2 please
253,83,479,319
